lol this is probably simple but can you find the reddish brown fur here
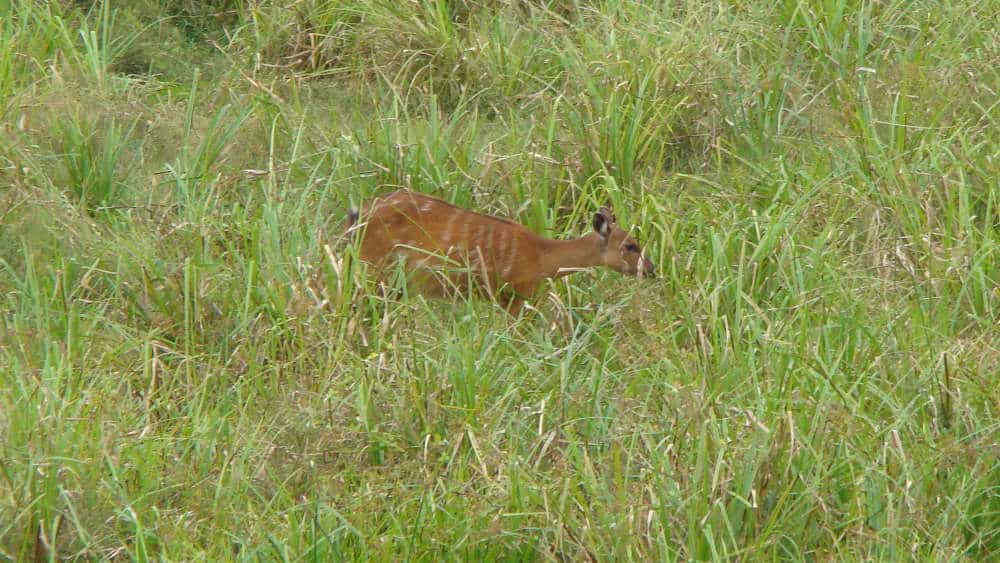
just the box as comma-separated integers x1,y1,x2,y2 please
347,190,654,314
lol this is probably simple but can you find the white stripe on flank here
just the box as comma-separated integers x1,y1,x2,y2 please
502,261,513,278
496,232,509,272
504,235,519,278
457,218,471,252
475,224,487,248
440,212,459,246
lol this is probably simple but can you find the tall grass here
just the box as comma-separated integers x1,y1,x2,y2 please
1,0,997,559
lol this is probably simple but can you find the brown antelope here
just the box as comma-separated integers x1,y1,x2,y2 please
346,190,655,315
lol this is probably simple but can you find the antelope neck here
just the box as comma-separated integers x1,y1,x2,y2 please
538,233,603,278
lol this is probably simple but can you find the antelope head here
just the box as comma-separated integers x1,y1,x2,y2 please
592,206,656,278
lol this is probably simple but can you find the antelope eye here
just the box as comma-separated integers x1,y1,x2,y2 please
624,243,640,252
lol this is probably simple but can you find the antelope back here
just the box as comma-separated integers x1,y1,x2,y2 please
351,190,539,294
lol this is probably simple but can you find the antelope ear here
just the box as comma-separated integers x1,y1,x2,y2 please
598,205,617,225
593,210,611,240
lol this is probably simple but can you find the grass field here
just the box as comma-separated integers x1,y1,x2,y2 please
1,0,998,559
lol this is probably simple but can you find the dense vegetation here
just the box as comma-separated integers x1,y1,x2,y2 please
1,0,997,559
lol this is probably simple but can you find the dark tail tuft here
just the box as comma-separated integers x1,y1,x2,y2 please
347,207,360,228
